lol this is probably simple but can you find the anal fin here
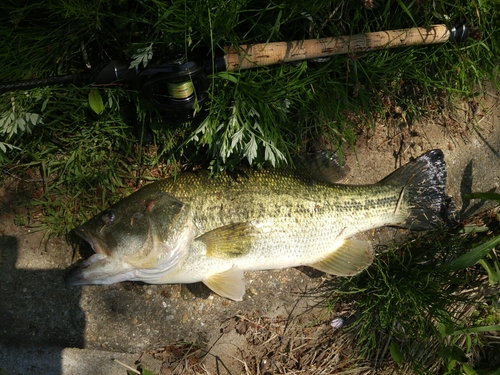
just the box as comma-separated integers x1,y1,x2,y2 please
203,266,245,301
310,239,374,276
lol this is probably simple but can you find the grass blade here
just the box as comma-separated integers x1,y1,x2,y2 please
440,235,500,271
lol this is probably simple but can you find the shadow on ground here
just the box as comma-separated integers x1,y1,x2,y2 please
0,232,84,374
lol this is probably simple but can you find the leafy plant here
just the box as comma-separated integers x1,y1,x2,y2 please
129,43,154,70
127,368,153,375
327,196,500,373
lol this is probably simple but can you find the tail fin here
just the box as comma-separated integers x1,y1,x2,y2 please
381,149,455,230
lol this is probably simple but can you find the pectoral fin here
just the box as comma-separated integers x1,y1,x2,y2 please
203,266,245,301
198,222,255,259
310,239,374,276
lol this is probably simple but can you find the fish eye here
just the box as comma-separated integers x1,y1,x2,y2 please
102,211,115,225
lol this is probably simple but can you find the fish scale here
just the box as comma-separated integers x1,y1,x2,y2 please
66,150,453,301
152,169,406,237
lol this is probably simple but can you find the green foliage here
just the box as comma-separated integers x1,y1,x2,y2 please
330,233,459,356
466,192,500,203
129,44,154,70
1,0,499,235
440,234,500,272
0,88,47,140
88,89,105,115
127,368,153,375
437,322,500,375
327,207,500,373
1,86,147,236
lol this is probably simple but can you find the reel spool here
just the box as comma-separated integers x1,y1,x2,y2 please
138,53,209,122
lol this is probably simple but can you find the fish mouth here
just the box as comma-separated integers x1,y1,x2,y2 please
74,225,110,256
64,252,136,286
65,226,134,285
64,253,107,285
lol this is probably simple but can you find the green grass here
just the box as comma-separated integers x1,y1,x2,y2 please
1,0,499,237
326,204,500,374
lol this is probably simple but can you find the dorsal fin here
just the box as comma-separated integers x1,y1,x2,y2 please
310,239,374,276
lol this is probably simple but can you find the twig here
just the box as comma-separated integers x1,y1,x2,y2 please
113,358,140,374
229,354,253,375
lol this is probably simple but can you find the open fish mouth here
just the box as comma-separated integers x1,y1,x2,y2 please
74,225,110,256
65,226,135,285
66,207,196,286
64,251,136,285
64,253,104,285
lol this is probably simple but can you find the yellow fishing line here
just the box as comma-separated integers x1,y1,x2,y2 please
167,81,194,99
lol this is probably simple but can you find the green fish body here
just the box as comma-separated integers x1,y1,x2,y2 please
66,150,452,300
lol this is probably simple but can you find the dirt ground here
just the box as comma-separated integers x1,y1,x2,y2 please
0,81,499,374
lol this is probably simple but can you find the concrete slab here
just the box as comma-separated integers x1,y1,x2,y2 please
0,344,162,375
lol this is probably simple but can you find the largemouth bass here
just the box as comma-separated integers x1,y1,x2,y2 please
66,149,453,300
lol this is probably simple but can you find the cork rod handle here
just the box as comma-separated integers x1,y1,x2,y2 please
224,24,451,71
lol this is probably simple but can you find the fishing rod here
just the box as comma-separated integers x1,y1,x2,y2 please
0,21,471,122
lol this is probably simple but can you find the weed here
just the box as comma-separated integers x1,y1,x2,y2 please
326,203,500,373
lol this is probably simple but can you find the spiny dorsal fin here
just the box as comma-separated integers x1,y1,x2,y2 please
203,266,245,301
197,222,255,259
310,239,374,276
